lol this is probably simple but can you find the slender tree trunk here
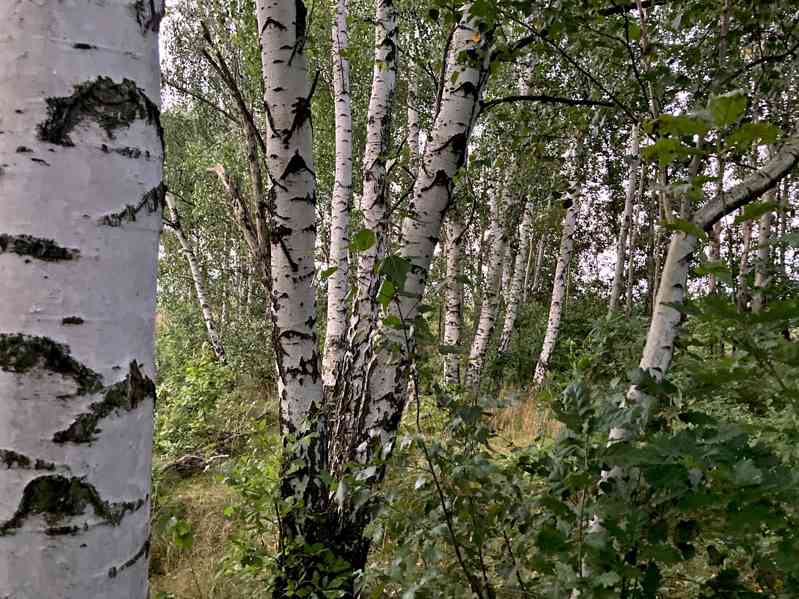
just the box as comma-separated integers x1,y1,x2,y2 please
737,219,753,311
443,213,466,386
255,2,329,595
498,200,535,354
626,166,647,313
752,208,773,313
351,0,398,339
407,78,421,176
323,0,353,389
165,194,226,361
609,125,640,314
0,3,163,597
466,190,510,389
531,228,547,295
533,158,583,387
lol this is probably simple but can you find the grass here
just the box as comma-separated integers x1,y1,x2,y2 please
149,471,244,599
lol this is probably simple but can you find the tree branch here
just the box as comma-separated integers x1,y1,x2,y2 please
480,94,613,113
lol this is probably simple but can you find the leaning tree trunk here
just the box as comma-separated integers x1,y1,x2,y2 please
609,125,640,314
624,135,799,415
443,212,466,387
0,3,163,597
498,199,535,354
323,0,354,389
466,189,511,389
165,194,226,361
255,1,328,596
533,169,583,387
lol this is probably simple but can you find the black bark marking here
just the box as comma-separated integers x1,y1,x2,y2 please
132,0,165,33
15,146,32,153
53,361,155,444
0,334,102,396
31,157,50,166
38,77,161,147
0,475,144,536
98,182,165,227
0,234,79,261
61,316,85,326
73,43,97,50
0,449,56,471
108,538,150,578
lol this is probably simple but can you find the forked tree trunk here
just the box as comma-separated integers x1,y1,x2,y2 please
498,199,535,354
0,2,163,597
466,190,510,389
609,125,640,314
443,213,466,386
165,194,226,361
323,0,353,389
624,135,799,417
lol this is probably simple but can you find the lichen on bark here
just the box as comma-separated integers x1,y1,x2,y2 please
0,234,79,261
0,334,103,396
0,475,144,536
53,361,155,444
37,76,161,147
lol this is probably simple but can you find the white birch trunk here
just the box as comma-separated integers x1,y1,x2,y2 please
256,0,322,435
466,191,509,388
752,209,773,313
498,200,535,354
443,214,466,387
322,0,353,389
0,2,163,596
533,190,580,386
165,194,226,361
358,5,493,458
624,135,799,414
737,219,753,311
351,0,398,339
407,78,421,177
609,125,640,314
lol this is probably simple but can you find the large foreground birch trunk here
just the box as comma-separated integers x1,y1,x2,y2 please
0,2,163,596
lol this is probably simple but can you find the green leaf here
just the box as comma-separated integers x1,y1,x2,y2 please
656,114,711,137
377,280,396,308
351,229,376,252
320,266,338,281
709,91,747,127
438,344,466,354
732,459,762,486
382,314,403,328
733,201,779,224
380,255,412,291
643,137,693,166
661,219,708,240
725,121,781,151
536,525,568,553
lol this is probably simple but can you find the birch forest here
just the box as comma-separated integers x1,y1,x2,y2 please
3,0,799,598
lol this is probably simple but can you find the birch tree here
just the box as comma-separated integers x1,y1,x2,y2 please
608,125,640,314
0,2,163,597
323,0,354,389
165,193,226,361
443,213,466,387
498,199,535,354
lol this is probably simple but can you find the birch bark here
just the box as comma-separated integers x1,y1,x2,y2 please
0,2,163,596
498,199,535,354
466,189,510,389
323,0,354,389
165,194,226,361
609,125,640,313
443,213,466,387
